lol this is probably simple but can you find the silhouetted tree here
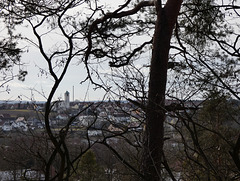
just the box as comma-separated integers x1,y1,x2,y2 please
1,1,240,181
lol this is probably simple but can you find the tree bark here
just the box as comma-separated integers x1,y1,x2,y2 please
143,0,182,180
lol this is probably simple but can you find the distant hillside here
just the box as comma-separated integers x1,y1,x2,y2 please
0,109,43,118
0,100,46,104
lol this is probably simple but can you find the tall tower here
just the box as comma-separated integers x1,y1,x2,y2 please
64,91,70,108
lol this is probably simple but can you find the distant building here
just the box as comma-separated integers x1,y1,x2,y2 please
52,91,70,112
64,91,70,109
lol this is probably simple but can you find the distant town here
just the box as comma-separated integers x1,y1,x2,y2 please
0,91,145,134
0,90,214,134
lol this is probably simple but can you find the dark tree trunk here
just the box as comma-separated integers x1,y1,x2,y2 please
143,0,182,180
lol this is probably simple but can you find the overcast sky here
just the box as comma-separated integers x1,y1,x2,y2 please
0,46,108,102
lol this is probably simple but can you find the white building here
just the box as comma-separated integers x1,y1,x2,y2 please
64,91,70,109
52,91,70,111
2,121,12,131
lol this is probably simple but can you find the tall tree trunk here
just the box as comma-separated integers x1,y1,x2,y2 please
143,0,182,180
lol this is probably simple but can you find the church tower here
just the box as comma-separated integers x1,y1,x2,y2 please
64,91,70,108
